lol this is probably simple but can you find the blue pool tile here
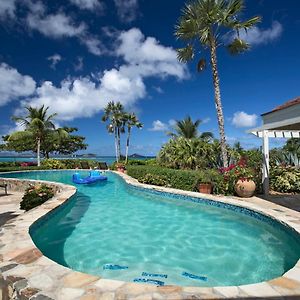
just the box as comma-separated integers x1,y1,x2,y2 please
142,272,168,278
133,278,165,286
182,271,208,282
103,264,128,270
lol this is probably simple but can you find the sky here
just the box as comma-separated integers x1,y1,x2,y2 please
0,0,299,156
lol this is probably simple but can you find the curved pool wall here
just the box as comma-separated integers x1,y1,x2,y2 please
1,170,300,288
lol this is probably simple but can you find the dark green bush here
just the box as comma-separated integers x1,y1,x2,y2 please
126,165,224,193
139,173,168,186
20,184,54,211
0,166,44,172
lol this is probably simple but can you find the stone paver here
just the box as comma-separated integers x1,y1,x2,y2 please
0,171,299,299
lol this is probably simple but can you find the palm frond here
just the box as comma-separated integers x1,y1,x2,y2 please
227,38,250,55
177,45,195,63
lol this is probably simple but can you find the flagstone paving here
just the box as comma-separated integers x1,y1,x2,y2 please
0,172,299,299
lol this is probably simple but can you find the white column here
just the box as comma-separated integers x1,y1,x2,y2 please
262,130,270,195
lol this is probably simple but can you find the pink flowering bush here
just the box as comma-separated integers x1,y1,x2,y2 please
217,157,255,195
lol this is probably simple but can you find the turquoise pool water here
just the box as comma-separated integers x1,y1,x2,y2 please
2,170,300,287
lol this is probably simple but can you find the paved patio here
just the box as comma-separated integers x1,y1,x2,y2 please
0,191,23,228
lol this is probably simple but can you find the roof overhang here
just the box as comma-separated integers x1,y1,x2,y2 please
248,116,300,138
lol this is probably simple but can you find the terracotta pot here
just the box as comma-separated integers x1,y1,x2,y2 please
234,179,256,198
198,183,212,194
117,167,125,173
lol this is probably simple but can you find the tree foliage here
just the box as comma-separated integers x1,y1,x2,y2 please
167,116,213,140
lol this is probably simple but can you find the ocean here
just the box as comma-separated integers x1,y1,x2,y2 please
0,156,152,165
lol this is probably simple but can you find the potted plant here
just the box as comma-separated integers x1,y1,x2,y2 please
196,174,213,194
116,163,126,173
234,166,256,198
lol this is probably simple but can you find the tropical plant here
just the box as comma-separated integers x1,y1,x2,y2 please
158,137,214,169
175,0,261,167
101,101,125,162
124,113,143,163
20,184,54,211
167,116,213,140
11,105,57,166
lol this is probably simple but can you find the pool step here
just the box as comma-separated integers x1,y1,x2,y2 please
133,278,165,286
182,271,207,282
103,264,128,270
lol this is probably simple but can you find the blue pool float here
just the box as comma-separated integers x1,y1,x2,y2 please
89,170,108,181
72,172,107,184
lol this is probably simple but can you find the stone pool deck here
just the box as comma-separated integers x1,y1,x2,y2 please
0,171,300,299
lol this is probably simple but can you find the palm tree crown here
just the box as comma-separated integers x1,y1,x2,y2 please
168,116,213,140
175,0,261,62
175,0,260,167
12,105,57,166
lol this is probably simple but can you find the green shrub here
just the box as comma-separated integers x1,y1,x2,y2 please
20,184,55,211
41,159,66,169
0,166,44,172
126,165,224,193
270,167,300,193
139,173,168,186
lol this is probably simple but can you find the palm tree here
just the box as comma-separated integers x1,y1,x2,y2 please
175,0,260,167
124,113,143,163
12,105,57,166
168,116,213,140
101,101,125,162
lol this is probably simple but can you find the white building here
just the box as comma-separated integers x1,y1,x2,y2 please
249,97,300,194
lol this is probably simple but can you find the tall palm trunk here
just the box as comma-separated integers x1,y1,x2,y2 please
37,137,41,167
125,127,131,164
114,128,119,162
210,38,228,168
117,127,121,161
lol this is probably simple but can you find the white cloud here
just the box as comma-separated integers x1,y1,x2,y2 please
25,1,104,56
114,0,139,22
202,117,211,124
232,111,258,128
80,35,104,56
116,28,187,80
27,11,86,38
47,54,62,69
237,21,283,45
0,63,36,107
0,0,16,19
70,0,104,11
7,29,187,121
149,120,169,132
153,86,163,94
168,119,176,126
74,57,84,71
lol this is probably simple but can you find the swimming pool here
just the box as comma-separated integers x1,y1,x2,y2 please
2,170,300,287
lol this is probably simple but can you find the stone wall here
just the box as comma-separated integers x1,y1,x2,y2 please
0,178,64,194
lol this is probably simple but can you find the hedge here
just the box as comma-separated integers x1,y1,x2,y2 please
126,165,223,192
